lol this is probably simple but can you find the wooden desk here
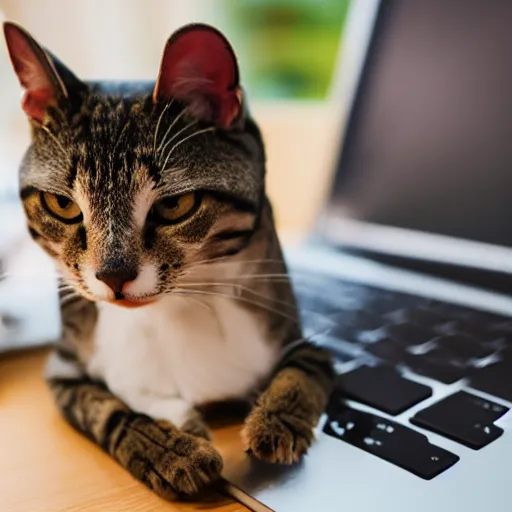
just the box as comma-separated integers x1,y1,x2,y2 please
0,348,250,512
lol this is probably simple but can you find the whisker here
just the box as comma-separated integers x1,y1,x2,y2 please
182,257,230,270
171,292,226,340
182,272,293,283
157,108,187,156
182,275,293,286
185,295,215,315
41,125,67,157
186,259,338,280
227,273,291,280
58,278,71,285
185,267,327,286
58,279,76,287
58,287,78,295
174,288,299,324
161,127,216,171
251,276,296,282
186,258,287,272
58,280,78,290
58,283,76,289
153,100,173,156
59,287,79,296
159,119,198,165
59,290,80,299
178,281,297,310
59,292,82,307
177,282,336,324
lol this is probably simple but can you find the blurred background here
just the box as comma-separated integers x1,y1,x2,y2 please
0,0,375,234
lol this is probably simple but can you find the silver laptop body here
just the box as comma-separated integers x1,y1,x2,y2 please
225,1,512,510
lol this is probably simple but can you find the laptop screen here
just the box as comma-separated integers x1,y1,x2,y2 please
326,0,512,249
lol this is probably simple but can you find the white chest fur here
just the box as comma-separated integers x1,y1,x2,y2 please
87,294,280,425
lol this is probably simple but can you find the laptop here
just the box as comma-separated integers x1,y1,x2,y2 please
2,1,512,510
223,1,512,511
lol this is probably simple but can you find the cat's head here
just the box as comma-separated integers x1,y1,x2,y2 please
3,22,265,307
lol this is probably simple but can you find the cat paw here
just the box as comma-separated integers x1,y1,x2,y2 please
241,406,315,464
128,419,223,499
156,436,223,498
155,411,212,441
181,416,212,441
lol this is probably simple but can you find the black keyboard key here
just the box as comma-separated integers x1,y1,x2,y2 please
324,406,459,480
491,321,512,341
430,302,469,319
335,365,432,415
366,291,415,315
365,338,408,363
443,318,497,340
469,362,512,402
414,346,467,367
499,346,512,363
329,310,383,343
387,308,451,329
333,310,383,332
405,354,465,384
477,311,510,325
386,323,435,346
432,334,495,361
411,391,508,449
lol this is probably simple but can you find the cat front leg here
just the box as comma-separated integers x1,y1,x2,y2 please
242,342,334,464
45,351,223,499
118,392,212,440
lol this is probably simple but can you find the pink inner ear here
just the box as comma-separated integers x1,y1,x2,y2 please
4,23,58,123
21,89,55,122
155,27,242,128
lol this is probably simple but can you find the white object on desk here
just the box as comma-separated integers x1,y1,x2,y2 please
0,202,61,351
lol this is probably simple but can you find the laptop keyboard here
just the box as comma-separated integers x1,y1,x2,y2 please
410,391,508,449
292,271,512,479
324,403,460,480
469,361,512,402
335,365,432,415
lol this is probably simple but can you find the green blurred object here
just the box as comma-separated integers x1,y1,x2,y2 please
217,0,351,100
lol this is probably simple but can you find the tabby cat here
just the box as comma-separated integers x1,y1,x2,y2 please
3,22,333,499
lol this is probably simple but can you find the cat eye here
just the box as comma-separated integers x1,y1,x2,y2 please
41,192,82,223
150,192,200,224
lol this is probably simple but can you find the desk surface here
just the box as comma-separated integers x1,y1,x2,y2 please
0,348,250,512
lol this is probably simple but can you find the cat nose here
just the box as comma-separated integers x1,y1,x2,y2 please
95,267,138,295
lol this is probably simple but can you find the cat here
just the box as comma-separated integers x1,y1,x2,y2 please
3,21,334,500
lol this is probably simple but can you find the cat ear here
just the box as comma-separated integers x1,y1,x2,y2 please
3,22,69,124
153,24,242,129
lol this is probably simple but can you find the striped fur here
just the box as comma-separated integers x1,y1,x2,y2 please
47,369,223,499
7,23,334,500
